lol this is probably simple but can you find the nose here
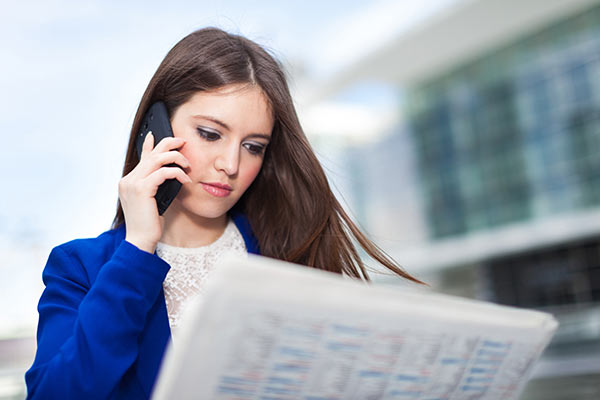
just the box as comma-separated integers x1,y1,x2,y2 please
214,142,240,176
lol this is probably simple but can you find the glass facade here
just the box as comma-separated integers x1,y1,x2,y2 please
327,5,600,393
485,237,600,308
408,5,600,239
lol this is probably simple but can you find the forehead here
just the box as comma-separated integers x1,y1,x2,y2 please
177,84,274,133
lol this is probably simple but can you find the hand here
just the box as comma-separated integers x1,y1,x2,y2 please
118,132,192,253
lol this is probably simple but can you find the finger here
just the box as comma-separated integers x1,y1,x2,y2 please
153,136,186,153
134,149,191,179
146,166,193,191
154,151,191,169
141,131,154,159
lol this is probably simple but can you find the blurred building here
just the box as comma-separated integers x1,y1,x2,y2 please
306,0,600,398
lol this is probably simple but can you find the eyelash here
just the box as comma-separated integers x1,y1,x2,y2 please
196,127,220,141
196,127,267,156
243,142,266,156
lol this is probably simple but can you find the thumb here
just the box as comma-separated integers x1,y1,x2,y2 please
141,131,154,159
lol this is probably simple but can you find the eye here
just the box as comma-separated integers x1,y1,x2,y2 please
243,142,267,156
196,127,221,141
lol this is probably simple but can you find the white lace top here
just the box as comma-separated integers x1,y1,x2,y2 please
156,219,247,338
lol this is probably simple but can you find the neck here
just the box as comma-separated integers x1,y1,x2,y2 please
160,203,228,248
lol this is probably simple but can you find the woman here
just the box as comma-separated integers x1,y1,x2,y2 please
25,27,422,399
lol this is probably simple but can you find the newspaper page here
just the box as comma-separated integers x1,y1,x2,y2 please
152,254,558,400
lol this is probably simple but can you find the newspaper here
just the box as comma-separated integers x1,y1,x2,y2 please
152,253,558,400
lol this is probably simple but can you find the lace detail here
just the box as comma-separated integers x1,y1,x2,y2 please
157,219,247,337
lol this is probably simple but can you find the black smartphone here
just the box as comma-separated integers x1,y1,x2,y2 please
135,101,182,215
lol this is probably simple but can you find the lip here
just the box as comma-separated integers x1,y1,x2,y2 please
201,182,233,197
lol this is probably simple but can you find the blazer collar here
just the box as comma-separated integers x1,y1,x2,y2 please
113,211,259,255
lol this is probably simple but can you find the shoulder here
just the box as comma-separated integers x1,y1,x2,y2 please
57,224,126,260
45,225,127,285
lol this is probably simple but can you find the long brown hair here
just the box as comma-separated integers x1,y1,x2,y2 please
112,27,422,284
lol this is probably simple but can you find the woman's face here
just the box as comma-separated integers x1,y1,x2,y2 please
167,84,273,221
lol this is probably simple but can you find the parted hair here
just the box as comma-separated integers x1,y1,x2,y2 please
112,27,422,284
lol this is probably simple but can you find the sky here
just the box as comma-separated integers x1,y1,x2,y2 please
0,0,461,336
0,0,461,244
1,0,370,245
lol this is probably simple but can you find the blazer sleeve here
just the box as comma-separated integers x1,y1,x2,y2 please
25,240,171,400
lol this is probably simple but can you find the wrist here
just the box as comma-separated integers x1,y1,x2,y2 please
125,236,157,254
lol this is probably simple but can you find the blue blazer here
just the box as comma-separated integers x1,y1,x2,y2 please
25,213,259,400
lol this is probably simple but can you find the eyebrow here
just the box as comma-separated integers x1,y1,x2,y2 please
192,115,230,130
192,114,271,140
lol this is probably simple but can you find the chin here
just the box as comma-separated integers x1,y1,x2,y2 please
178,199,236,220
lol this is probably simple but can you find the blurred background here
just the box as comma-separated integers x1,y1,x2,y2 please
2,0,600,398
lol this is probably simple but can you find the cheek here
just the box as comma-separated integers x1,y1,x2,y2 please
180,145,209,174
238,159,264,189
178,144,194,164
